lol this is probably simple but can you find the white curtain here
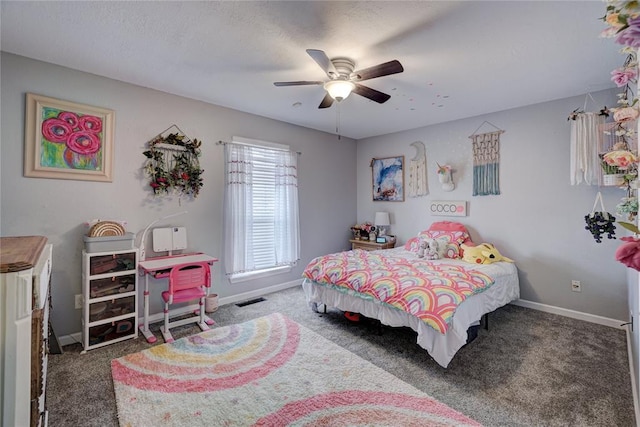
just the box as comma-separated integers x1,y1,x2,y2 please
224,141,300,277
224,143,253,275
274,150,300,267
570,113,604,186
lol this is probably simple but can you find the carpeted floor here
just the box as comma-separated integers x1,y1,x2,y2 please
47,285,635,426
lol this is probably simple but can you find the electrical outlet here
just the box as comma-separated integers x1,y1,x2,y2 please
74,294,82,309
571,280,581,292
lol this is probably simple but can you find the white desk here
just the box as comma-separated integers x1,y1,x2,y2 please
138,252,218,343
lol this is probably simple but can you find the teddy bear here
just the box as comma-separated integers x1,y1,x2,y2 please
417,238,443,260
461,243,513,264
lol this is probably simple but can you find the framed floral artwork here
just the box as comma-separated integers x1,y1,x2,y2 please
372,156,404,201
24,93,115,182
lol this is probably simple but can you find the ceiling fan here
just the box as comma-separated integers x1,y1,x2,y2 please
274,49,404,109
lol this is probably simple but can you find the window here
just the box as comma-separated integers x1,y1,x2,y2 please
224,137,300,282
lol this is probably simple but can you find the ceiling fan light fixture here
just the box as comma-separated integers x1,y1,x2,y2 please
324,80,355,101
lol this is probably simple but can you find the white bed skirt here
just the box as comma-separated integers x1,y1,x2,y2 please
301,261,519,368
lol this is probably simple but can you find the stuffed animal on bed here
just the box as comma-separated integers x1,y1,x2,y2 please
461,243,514,264
417,238,444,260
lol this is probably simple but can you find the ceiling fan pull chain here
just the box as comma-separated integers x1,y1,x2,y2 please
336,104,341,140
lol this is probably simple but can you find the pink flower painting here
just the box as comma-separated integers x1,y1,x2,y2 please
40,109,104,170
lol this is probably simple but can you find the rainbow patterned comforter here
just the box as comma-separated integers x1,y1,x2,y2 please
302,249,495,334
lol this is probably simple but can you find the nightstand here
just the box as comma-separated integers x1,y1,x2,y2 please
350,239,395,251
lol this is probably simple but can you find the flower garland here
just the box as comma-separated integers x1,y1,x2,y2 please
602,1,640,46
601,1,640,233
617,196,639,221
602,2,640,111
142,132,204,198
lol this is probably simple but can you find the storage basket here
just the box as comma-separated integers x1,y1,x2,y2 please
205,294,219,313
603,173,625,187
84,232,135,253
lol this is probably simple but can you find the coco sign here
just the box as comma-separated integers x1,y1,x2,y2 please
429,200,467,217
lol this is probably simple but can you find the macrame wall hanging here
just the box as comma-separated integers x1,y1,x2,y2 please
408,141,428,197
568,93,608,186
469,121,504,196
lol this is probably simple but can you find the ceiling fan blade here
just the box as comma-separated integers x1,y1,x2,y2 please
318,93,334,109
274,81,323,87
353,60,404,81
353,84,391,104
306,49,338,79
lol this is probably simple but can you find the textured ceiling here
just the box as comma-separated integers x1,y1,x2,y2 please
0,1,622,140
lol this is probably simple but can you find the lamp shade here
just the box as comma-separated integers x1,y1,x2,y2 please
324,80,355,101
374,212,390,226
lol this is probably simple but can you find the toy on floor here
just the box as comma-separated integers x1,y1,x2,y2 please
344,311,361,322
417,238,443,260
461,243,514,264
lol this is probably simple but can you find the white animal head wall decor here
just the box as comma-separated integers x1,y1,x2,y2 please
436,163,455,192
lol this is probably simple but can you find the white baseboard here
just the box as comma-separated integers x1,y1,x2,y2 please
58,279,304,348
217,278,303,307
59,332,82,347
59,286,623,347
511,299,625,329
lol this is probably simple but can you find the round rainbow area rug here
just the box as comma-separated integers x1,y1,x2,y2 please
112,313,480,426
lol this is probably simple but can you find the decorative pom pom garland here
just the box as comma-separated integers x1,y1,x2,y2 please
584,212,616,243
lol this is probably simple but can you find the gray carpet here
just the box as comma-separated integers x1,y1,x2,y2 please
47,286,635,426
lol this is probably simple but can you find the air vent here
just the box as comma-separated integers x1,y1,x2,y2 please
235,297,266,307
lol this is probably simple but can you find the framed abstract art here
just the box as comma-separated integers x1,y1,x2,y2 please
372,156,404,202
24,93,115,182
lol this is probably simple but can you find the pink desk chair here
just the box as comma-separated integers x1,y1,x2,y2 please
160,261,214,343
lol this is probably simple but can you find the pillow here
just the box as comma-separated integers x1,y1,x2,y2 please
404,236,421,252
405,222,473,257
418,229,469,259
427,221,468,232
427,221,473,245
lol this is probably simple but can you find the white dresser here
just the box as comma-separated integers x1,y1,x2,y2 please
0,236,52,427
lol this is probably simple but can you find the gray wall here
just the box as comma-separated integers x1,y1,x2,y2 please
356,88,628,321
1,51,629,335
1,53,357,336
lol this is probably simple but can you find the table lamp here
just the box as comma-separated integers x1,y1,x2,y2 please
374,212,390,236
138,210,187,261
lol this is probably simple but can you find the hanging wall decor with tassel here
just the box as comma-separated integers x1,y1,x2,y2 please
470,121,504,196
568,93,608,186
408,141,428,197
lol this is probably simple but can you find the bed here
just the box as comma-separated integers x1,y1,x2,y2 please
301,221,520,368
